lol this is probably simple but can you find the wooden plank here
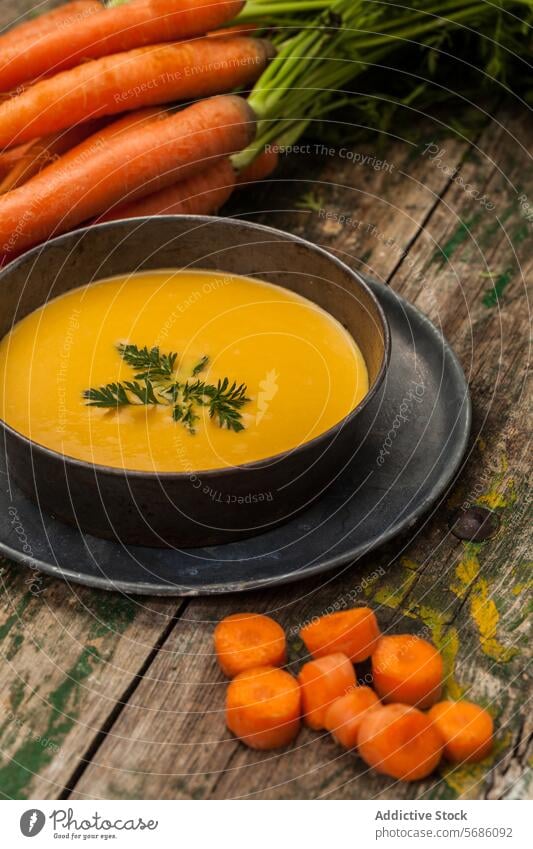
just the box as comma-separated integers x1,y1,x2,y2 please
0,0,529,801
0,565,182,798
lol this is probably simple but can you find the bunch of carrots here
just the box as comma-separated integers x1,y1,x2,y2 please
0,0,274,262
214,608,494,781
0,0,531,264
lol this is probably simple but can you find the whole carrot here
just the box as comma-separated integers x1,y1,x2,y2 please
0,0,245,91
0,36,272,149
0,1,102,50
0,95,255,257
97,157,236,221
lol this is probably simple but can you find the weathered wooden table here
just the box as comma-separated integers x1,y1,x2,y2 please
0,0,531,802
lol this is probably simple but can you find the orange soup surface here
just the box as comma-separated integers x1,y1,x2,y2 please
0,270,369,472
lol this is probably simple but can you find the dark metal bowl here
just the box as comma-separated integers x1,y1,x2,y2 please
0,216,390,547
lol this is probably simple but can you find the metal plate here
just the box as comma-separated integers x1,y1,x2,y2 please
0,278,471,595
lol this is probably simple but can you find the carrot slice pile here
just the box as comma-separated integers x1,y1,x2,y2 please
324,687,380,749
428,700,493,763
300,607,381,663
298,652,356,730
214,612,287,678
372,634,443,708
358,704,443,780
226,666,301,750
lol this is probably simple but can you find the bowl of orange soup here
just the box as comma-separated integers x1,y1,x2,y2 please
0,217,389,547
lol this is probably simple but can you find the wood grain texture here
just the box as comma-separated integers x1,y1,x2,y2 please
0,0,530,802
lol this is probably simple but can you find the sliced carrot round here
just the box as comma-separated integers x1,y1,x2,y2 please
214,612,287,678
372,634,443,708
298,652,356,730
428,700,493,763
226,665,301,750
358,703,443,780
324,687,380,749
300,607,381,662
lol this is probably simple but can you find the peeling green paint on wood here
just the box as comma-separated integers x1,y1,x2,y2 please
482,266,514,307
432,214,481,265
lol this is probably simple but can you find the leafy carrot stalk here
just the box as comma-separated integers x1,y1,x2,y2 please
0,94,256,258
97,157,236,221
0,0,246,91
0,121,105,194
0,36,273,150
226,666,301,750
0,0,102,49
236,146,278,185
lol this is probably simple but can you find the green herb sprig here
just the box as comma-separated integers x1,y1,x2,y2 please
84,344,250,434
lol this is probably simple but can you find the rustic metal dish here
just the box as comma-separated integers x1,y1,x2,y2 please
0,216,390,548
0,276,470,595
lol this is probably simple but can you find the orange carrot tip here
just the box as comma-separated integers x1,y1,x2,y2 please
226,666,301,750
428,700,494,763
358,704,443,781
298,652,356,730
324,687,380,749
371,634,443,708
300,607,381,663
214,612,287,678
